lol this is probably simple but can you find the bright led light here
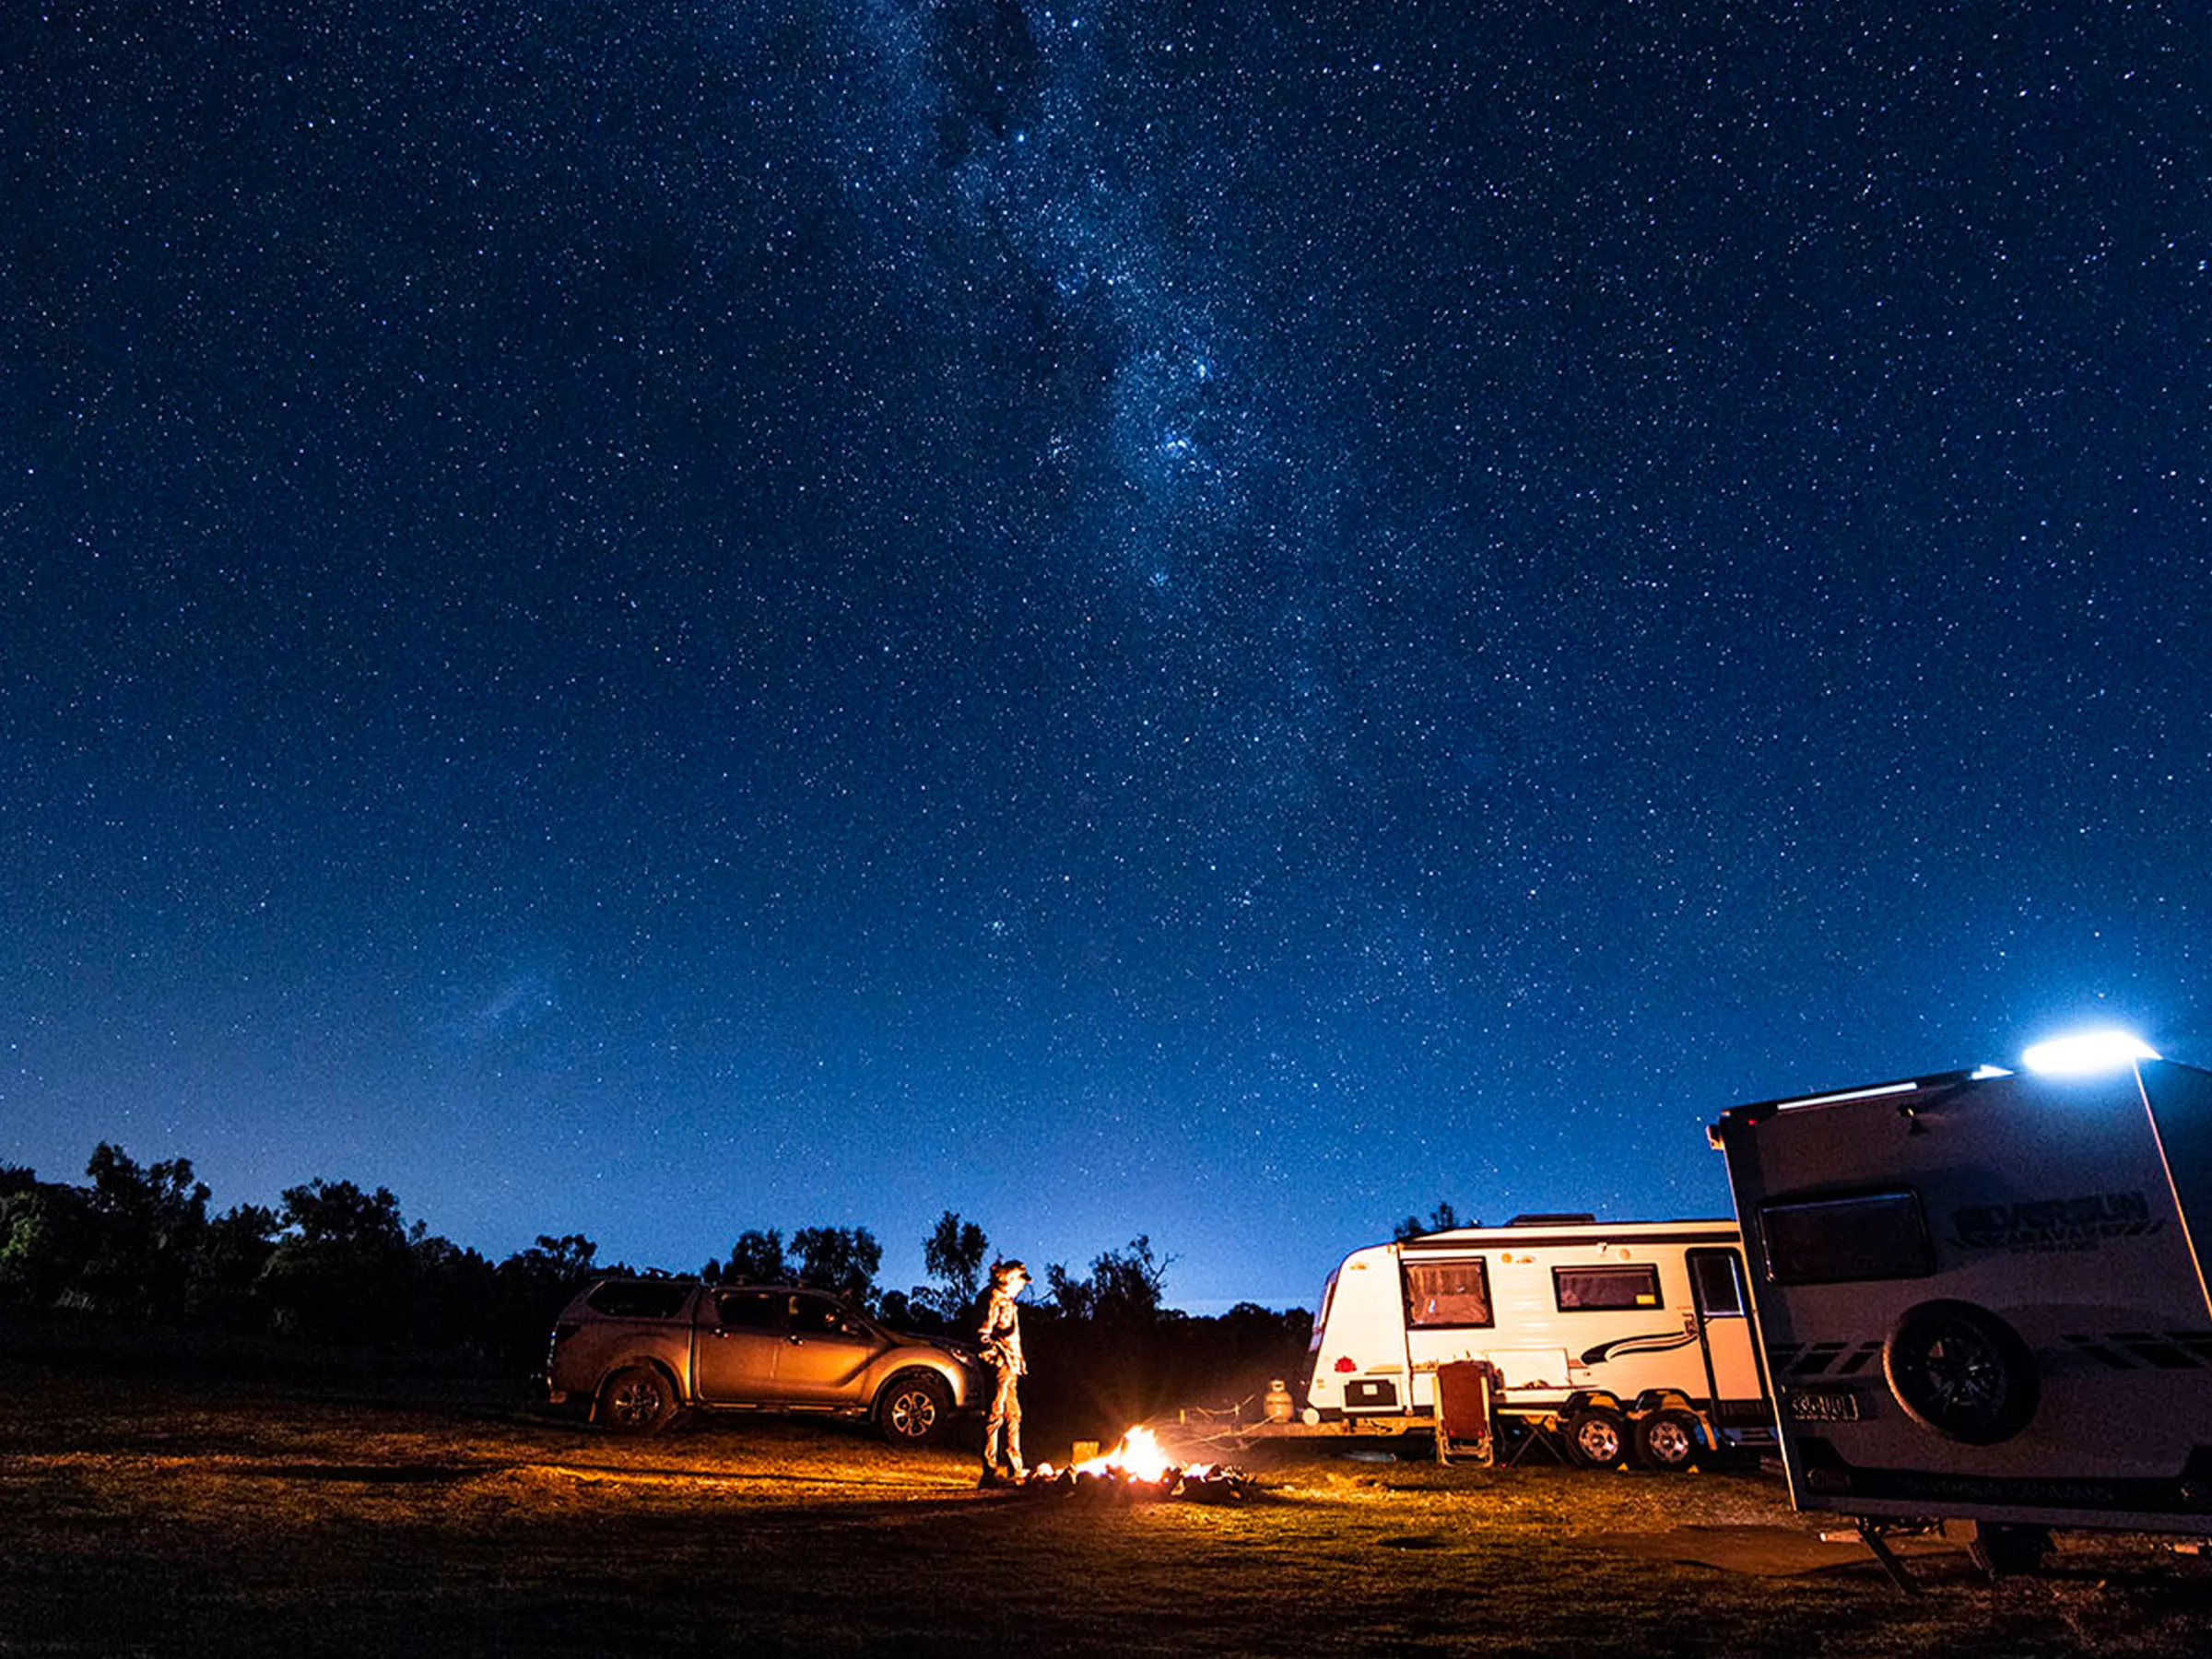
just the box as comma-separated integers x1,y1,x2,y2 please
2021,1030,2161,1076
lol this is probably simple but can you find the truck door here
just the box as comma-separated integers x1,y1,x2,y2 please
698,1288,789,1403
1686,1248,1763,1418
772,1293,879,1404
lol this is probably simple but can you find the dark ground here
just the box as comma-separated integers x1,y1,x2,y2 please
3,1352,2209,1657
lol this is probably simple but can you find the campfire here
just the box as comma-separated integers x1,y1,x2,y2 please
1013,1426,1256,1504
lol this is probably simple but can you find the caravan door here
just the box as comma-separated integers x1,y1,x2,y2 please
1686,1247,1767,1429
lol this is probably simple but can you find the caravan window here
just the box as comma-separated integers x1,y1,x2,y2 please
1403,1259,1493,1328
1309,1271,1340,1352
1688,1251,1747,1317
1553,1265,1662,1312
1758,1191,1933,1285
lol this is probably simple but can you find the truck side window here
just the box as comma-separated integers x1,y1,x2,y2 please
1553,1265,1662,1311
1403,1259,1493,1328
790,1295,850,1335
1757,1190,1934,1285
587,1280,691,1320
714,1289,782,1329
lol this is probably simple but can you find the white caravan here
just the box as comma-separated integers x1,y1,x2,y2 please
1301,1215,1773,1467
1710,1044,2212,1569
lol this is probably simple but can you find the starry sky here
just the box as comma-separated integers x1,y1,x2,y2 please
6,0,2208,1312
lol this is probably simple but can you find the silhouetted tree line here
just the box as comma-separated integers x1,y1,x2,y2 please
1393,1200,1464,1241
0,1149,1312,1419
0,1148,608,1369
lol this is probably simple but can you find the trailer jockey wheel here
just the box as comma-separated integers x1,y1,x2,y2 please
1882,1300,2041,1446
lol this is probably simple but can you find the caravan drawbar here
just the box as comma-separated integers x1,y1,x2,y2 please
1302,1215,1773,1466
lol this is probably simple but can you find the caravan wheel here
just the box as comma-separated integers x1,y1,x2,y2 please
1882,1300,2040,1446
1562,1406,1628,1468
1632,1409,1702,1471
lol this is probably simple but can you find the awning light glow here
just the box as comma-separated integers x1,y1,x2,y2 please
2021,1030,2160,1076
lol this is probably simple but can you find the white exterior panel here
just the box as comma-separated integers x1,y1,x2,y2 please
1712,1057,2212,1534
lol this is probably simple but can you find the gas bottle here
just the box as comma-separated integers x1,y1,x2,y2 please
1263,1379,1295,1423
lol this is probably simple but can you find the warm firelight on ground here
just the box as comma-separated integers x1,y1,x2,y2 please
1071,1426,1181,1483
1015,1425,1256,1504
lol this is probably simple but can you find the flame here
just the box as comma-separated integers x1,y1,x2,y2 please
1073,1425,1181,1483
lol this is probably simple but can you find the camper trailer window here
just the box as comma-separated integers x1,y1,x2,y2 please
1553,1265,1663,1312
1758,1191,1934,1285
1403,1259,1494,1328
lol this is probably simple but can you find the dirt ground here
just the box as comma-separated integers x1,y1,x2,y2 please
3,1356,2208,1657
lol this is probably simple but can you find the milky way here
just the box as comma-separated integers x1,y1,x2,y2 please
6,1,2207,1309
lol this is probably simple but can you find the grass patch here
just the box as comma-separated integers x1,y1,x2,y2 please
2,1359,2207,1655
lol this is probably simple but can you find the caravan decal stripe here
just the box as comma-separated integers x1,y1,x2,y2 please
1766,1342,1883,1377
1775,1333,2212,1375
1579,1330,1700,1366
2060,1331,2212,1371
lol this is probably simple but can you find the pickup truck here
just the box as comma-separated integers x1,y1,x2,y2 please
544,1277,980,1443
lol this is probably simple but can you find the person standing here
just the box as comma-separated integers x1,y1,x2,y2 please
978,1259,1030,1485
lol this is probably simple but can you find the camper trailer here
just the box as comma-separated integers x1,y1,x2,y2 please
1301,1216,1772,1467
1711,1041,2212,1567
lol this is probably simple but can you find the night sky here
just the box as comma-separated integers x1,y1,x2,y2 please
6,1,2208,1312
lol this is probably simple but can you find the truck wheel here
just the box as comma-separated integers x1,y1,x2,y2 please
1562,1406,1628,1468
1632,1408,1702,1471
597,1366,677,1433
1883,1300,2039,1446
876,1371,952,1445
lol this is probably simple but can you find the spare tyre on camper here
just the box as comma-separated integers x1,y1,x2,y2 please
1711,1038,2212,1553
